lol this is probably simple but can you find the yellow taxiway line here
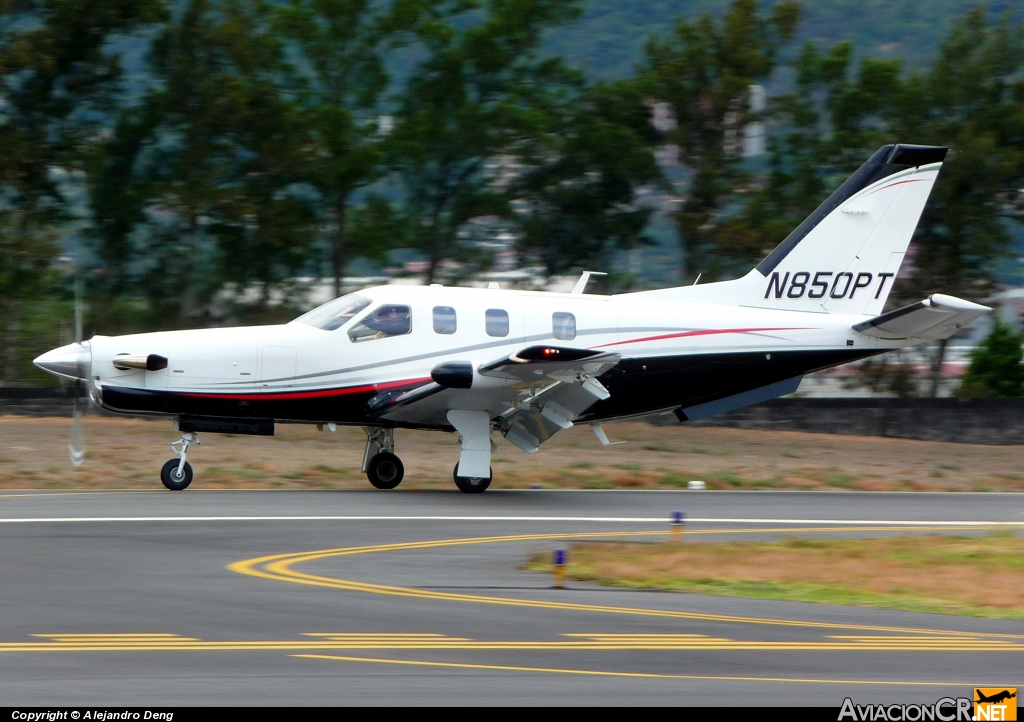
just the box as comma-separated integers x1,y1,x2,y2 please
294,653,1017,687
2,630,1021,654
229,526,1024,641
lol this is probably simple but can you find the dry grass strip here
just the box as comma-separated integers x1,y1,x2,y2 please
2,415,1023,491
526,533,1024,618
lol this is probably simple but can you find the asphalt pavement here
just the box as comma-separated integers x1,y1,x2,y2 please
1,489,1022,706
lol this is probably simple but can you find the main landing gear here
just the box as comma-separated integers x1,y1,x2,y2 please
453,463,492,494
161,432,199,491
363,427,404,489
448,410,494,494
362,420,496,493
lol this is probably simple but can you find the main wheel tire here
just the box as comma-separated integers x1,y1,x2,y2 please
367,452,404,489
453,463,492,494
160,458,193,491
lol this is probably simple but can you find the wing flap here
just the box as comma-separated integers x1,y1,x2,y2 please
498,376,615,453
368,346,621,432
853,294,990,340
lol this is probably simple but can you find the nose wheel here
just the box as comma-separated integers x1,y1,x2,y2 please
367,452,404,489
161,458,193,490
362,427,404,489
161,431,198,490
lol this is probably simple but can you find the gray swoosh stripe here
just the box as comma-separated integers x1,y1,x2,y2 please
222,326,696,387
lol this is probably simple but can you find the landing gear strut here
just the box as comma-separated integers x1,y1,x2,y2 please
447,410,495,494
161,432,199,491
363,427,404,489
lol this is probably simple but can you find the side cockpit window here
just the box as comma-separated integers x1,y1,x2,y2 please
348,305,412,343
293,293,371,331
433,306,457,334
552,312,576,340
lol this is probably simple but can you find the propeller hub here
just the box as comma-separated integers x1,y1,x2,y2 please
34,341,92,381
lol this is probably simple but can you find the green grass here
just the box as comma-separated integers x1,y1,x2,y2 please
825,473,856,488
312,464,348,475
545,576,1024,620
712,472,743,486
524,532,1024,619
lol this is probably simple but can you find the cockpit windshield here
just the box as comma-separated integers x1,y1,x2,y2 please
293,294,372,331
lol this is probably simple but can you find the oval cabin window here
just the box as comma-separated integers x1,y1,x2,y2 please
552,312,576,340
485,309,509,337
433,306,457,334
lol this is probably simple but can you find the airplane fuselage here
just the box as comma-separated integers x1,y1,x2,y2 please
86,284,893,429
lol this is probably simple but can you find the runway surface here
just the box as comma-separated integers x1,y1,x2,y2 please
1,489,1022,706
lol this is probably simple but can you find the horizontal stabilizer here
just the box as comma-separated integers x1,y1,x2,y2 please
853,294,990,340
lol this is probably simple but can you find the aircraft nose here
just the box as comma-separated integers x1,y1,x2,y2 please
33,341,92,381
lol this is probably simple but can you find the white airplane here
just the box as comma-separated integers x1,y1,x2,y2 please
34,144,990,492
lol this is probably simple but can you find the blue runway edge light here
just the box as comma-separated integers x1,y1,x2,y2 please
553,548,566,566
673,510,685,525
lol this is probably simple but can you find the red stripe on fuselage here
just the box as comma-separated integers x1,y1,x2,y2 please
866,178,925,196
177,377,432,401
593,327,810,349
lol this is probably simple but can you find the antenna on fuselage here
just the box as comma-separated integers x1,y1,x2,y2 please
571,271,607,294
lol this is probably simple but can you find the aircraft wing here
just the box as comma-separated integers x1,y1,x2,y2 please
487,346,621,453
367,346,620,447
477,346,620,385
853,294,990,340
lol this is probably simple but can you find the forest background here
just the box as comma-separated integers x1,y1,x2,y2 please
1,0,1023,394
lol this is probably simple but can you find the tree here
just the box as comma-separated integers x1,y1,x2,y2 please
514,80,661,278
110,0,317,327
957,321,1024,398
889,8,1024,395
738,7,1024,397
724,41,902,268
273,0,428,298
390,0,583,285
641,0,799,282
0,0,164,381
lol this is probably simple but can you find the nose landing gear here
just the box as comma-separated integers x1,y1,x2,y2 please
161,432,199,490
362,427,404,489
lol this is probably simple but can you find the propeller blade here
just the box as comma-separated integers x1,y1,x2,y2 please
73,275,83,344
69,399,85,467
68,262,87,466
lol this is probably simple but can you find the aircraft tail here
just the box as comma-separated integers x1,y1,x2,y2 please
741,144,948,315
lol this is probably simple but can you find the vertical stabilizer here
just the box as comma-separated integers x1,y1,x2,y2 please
741,144,947,316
